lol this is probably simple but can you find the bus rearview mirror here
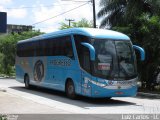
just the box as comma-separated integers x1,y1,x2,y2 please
81,42,95,61
133,45,145,61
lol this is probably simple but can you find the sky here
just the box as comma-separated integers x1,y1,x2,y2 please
0,0,101,33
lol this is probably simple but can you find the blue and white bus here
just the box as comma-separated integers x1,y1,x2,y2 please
16,28,145,99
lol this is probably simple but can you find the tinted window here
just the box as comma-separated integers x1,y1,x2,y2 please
46,36,73,57
17,36,74,58
74,35,91,73
17,41,36,57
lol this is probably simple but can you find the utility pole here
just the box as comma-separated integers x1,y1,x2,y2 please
62,0,96,28
65,19,75,27
91,0,96,28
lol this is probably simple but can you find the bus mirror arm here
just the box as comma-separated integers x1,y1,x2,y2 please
133,45,145,61
81,42,95,61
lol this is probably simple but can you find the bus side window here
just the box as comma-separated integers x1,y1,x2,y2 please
17,44,21,57
74,35,91,73
81,46,90,72
39,40,47,56
58,36,74,58
64,36,74,59
17,42,34,57
44,38,58,56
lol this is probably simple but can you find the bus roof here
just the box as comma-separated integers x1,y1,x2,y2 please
18,28,130,43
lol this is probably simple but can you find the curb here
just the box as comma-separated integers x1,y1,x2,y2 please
137,92,160,99
0,77,15,79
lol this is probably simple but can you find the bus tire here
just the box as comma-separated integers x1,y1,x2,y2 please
66,80,76,99
24,75,30,89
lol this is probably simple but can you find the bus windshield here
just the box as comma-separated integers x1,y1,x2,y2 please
92,39,137,80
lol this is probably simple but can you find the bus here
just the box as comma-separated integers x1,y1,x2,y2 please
16,28,145,99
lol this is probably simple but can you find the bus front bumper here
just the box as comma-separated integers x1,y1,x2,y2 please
91,84,137,98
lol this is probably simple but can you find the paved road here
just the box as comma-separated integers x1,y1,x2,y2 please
0,78,160,114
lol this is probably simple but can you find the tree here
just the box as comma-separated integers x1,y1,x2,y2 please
113,14,160,90
97,0,160,28
59,18,93,29
0,53,4,74
0,30,43,75
98,0,160,90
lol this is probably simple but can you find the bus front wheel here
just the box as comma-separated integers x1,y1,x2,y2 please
24,75,30,89
66,80,76,99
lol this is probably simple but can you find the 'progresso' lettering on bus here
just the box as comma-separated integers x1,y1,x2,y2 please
49,59,71,66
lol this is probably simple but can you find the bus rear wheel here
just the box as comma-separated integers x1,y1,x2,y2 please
66,80,76,99
24,75,30,89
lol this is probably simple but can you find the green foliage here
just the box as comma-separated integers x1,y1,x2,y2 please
72,18,93,28
98,0,160,90
0,115,7,120
0,30,43,76
0,53,4,73
59,18,93,30
59,22,71,29
112,25,132,36
113,14,160,89
98,0,160,28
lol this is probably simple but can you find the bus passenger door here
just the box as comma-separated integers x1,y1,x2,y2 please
73,35,92,96
80,47,92,96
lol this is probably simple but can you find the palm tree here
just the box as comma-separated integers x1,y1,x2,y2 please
97,0,158,28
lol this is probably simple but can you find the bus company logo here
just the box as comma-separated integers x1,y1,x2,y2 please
34,60,44,82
